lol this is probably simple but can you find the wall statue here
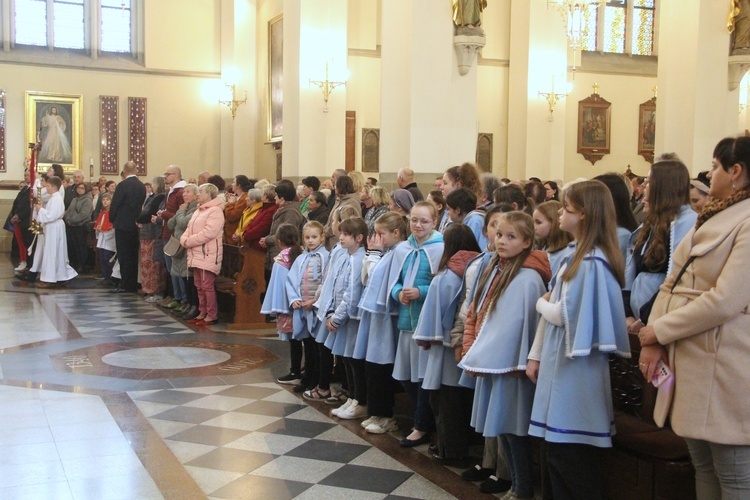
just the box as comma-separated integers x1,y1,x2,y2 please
729,0,750,54
453,0,488,35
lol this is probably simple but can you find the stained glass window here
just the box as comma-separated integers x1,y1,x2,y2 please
603,3,627,54
632,0,655,55
582,6,598,52
585,0,655,56
53,0,84,49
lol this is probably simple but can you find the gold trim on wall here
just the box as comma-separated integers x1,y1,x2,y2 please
268,13,283,143
25,91,83,174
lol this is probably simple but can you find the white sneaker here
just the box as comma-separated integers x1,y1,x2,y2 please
145,294,164,303
338,400,368,420
14,261,27,272
360,416,376,429
331,398,354,417
366,417,399,434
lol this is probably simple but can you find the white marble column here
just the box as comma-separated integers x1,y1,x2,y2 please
379,0,479,176
220,0,258,179
656,0,737,171
282,0,347,178
507,0,568,181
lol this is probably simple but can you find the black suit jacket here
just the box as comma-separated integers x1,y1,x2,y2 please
110,176,146,232
5,186,32,230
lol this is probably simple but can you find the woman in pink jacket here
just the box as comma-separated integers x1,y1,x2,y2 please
180,183,225,326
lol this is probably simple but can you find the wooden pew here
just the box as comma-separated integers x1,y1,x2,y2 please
215,243,269,330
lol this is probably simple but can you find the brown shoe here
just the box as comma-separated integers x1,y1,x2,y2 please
35,282,55,289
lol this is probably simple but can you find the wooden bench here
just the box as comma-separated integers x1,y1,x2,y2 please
215,244,269,330
602,334,696,499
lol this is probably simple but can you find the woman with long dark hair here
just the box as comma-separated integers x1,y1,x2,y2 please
624,156,696,331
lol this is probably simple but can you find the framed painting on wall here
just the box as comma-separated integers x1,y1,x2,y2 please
577,91,611,165
25,91,83,173
268,14,283,143
638,97,656,164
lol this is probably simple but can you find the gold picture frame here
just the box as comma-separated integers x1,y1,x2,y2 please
267,13,283,143
25,91,83,173
638,97,656,164
577,92,611,165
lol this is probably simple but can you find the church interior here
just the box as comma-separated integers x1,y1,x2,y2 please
0,0,746,498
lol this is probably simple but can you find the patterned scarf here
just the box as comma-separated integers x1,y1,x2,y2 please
696,187,750,229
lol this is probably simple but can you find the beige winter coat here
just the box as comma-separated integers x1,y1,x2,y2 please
650,197,750,445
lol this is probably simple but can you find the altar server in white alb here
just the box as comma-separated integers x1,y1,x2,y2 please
31,176,77,287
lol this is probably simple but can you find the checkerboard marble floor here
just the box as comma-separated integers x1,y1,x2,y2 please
53,293,193,338
130,383,454,499
0,269,489,499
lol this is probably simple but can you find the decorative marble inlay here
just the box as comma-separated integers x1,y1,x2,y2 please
128,97,147,175
102,347,231,370
50,339,279,379
100,95,119,174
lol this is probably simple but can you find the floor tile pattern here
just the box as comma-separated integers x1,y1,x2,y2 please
130,384,455,499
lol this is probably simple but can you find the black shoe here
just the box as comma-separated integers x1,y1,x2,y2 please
109,288,128,294
461,465,494,482
277,373,302,385
479,476,512,494
293,382,313,393
430,452,471,468
18,272,37,282
399,433,431,448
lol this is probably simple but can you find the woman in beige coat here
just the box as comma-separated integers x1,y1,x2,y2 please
639,136,750,499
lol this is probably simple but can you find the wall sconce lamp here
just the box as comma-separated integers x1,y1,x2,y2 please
218,83,247,119
309,62,347,113
539,76,569,122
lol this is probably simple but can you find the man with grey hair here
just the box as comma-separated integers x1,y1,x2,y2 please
327,168,347,209
64,169,85,209
109,161,146,293
155,165,187,307
397,167,423,202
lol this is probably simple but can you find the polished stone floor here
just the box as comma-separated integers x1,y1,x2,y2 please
0,260,496,499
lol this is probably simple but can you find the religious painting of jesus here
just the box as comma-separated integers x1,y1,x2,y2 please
25,91,82,173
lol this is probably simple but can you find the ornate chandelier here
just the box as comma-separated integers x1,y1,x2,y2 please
548,0,606,50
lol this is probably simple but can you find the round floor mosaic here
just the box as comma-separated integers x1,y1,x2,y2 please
102,347,231,369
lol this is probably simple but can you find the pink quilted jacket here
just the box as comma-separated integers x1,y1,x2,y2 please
180,196,225,275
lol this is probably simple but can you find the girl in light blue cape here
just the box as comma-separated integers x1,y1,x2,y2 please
624,161,696,325
260,225,301,341
460,213,550,499
303,242,348,401
527,180,630,500
413,223,481,462
286,222,329,391
389,202,444,446
624,204,695,321
326,218,368,420
286,242,329,341
355,212,409,433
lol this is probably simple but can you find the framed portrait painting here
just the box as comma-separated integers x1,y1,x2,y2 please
268,14,283,143
638,97,656,164
25,91,83,173
577,92,611,165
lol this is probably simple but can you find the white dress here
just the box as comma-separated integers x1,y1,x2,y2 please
31,191,77,283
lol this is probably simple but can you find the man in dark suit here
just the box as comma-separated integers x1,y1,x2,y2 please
109,161,146,293
397,167,424,202
6,169,33,271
